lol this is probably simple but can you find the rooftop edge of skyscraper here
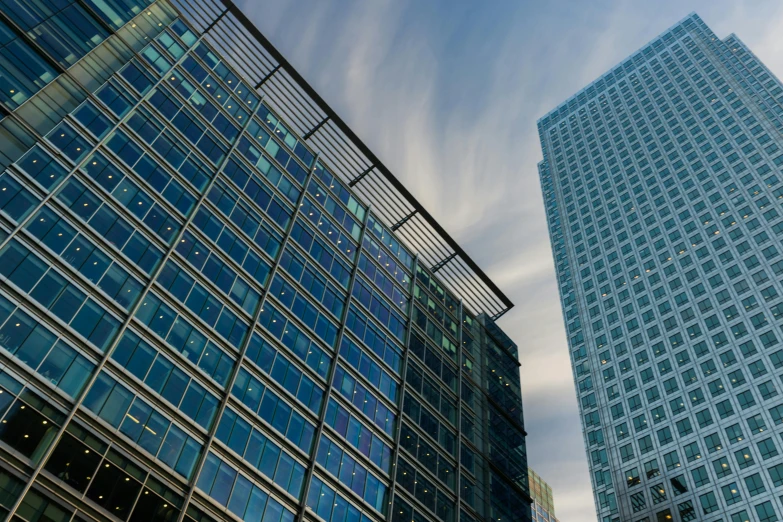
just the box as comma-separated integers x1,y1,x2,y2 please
536,11,724,129
169,0,514,323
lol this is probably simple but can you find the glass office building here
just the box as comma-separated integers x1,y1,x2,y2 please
540,12,783,522
0,0,531,521
528,469,558,522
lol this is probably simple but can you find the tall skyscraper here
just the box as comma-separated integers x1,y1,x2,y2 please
528,469,558,522
540,12,783,522
0,1,530,522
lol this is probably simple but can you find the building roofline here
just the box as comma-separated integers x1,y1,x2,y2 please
170,0,514,318
536,11,706,126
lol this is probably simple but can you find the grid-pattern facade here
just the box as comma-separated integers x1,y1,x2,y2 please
0,1,531,522
528,469,557,522
540,13,783,522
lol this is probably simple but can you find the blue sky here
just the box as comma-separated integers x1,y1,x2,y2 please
236,1,783,520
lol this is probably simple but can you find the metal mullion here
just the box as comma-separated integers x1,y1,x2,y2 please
217,140,300,205
455,300,464,516
72,0,117,37
221,395,312,466
40,192,160,289
357,249,412,304
5,34,255,519
276,237,351,306
118,320,225,401
264,269,342,338
9,230,130,328
296,207,359,269
170,227,268,301
131,93,231,160
251,102,317,177
317,406,390,480
0,0,173,151
205,18,270,80
359,209,415,279
156,252,255,328
99,359,211,440
446,259,506,317
143,75,237,154
412,275,459,325
229,125,308,197
304,185,366,254
261,75,325,130
332,358,399,421
439,262,501,320
289,141,369,217
260,292,339,362
0,293,92,410
214,165,297,236
205,23,270,82
338,328,403,395
348,288,408,363
238,337,325,419
174,153,319,522
67,166,172,252
294,203,373,522
197,189,286,252
319,125,374,175
309,134,369,184
170,0,220,31
309,129,369,178
260,81,323,136
383,253,418,522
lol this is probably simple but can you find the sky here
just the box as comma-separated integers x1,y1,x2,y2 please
235,1,783,520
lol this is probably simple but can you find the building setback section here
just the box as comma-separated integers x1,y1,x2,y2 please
0,1,530,522
540,11,783,522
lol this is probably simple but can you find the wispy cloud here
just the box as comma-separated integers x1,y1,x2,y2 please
237,1,783,520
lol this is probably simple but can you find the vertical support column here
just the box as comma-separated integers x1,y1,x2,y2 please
5,28,231,520
175,153,320,522
454,300,464,521
383,254,419,522
295,204,374,522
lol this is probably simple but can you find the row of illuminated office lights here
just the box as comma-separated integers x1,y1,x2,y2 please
0,277,470,522
0,108,469,445
0,259,466,522
128,15,461,349
26,0,472,488
0,8,478,520
0,32,416,367
0,197,478,516
0,165,466,520
0,190,466,516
